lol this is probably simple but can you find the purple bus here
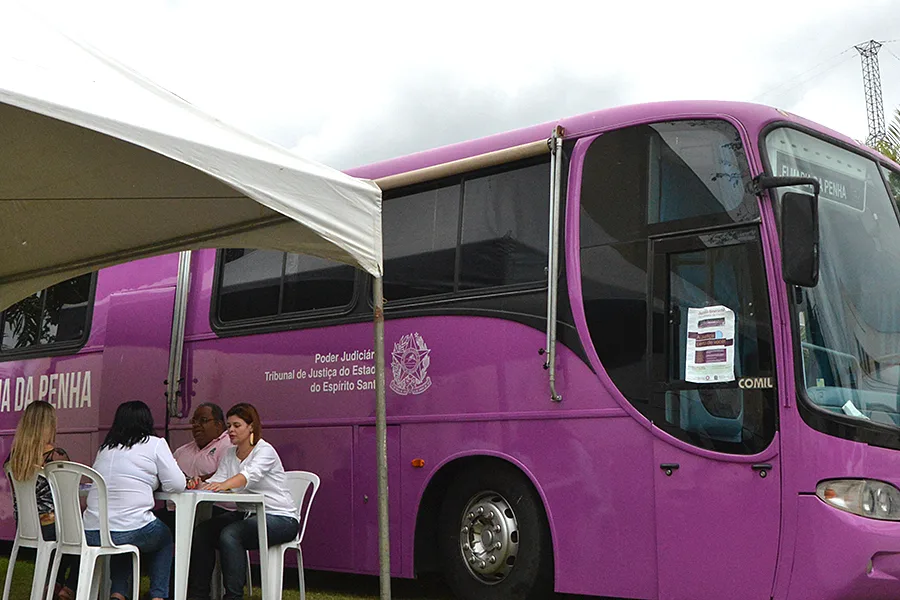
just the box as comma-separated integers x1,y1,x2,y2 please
2,100,900,600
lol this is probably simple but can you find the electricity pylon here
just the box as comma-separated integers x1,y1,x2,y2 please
855,40,886,146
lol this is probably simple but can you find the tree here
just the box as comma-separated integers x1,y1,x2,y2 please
1,274,90,349
873,107,900,163
869,108,900,203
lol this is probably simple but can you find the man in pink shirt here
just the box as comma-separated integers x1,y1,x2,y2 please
173,403,232,480
159,403,233,597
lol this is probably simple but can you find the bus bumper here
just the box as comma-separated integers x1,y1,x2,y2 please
786,495,900,600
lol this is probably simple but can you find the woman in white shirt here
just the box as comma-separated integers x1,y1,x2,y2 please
84,401,186,600
187,403,299,600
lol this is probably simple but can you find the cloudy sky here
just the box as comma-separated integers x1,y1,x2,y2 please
29,0,900,169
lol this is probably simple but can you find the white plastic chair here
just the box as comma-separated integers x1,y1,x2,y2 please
2,465,56,600
259,471,320,600
43,461,140,600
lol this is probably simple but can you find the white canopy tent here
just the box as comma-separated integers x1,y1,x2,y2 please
0,3,392,599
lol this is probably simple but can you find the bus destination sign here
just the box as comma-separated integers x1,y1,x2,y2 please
775,150,865,210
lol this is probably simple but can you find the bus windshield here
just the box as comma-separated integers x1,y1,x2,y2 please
766,128,900,430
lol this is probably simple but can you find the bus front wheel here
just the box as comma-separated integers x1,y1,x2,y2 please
437,462,554,600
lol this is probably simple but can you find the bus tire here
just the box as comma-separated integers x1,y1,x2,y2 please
437,462,554,600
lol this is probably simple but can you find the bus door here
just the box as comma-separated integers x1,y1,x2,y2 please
649,227,781,600
98,254,183,436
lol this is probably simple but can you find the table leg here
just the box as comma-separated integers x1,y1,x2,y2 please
257,503,269,600
172,497,198,600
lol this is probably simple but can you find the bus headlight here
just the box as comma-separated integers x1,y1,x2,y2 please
816,479,900,521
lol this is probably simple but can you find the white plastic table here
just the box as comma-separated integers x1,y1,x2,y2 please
156,490,269,600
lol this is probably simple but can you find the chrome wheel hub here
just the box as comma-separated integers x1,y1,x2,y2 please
458,491,519,584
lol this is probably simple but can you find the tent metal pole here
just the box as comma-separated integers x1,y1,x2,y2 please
374,275,392,600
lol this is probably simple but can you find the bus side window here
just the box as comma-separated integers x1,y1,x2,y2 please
216,248,356,324
381,185,459,301
217,249,282,321
282,254,356,313
380,158,550,304
655,237,777,453
0,273,93,354
667,247,751,382
459,162,549,289
648,122,752,225
579,240,650,403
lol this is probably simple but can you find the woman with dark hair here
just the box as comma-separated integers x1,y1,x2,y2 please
187,403,299,600
84,401,185,600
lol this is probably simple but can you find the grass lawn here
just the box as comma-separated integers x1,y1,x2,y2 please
0,554,453,600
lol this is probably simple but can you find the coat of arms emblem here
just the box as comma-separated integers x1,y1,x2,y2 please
390,332,432,395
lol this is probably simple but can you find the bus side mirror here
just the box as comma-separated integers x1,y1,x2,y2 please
781,191,819,287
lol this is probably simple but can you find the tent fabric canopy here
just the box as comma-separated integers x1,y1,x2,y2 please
0,3,382,311
0,6,394,596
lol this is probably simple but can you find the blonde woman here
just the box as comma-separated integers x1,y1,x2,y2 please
5,400,77,600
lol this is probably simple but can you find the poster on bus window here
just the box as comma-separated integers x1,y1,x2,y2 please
685,305,735,384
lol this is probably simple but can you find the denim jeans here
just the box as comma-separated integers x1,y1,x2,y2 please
154,504,230,599
187,511,299,600
86,517,173,599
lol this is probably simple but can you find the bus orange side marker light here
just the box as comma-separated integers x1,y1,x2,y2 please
411,459,425,468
